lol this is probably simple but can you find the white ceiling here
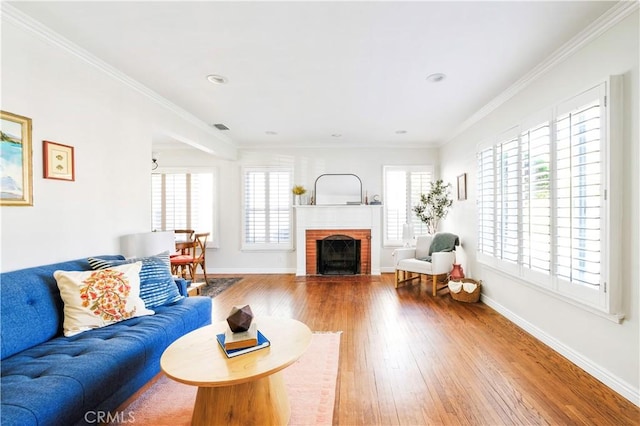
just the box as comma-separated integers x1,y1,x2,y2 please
10,1,617,150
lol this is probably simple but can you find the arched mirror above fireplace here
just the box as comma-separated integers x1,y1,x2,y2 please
314,173,362,205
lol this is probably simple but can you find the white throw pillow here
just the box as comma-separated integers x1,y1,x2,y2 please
54,262,154,337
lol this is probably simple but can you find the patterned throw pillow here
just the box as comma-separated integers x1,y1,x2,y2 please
54,262,154,337
88,252,183,309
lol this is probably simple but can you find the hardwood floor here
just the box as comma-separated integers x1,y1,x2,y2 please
206,273,639,425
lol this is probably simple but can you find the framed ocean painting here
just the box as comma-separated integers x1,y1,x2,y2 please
0,111,33,206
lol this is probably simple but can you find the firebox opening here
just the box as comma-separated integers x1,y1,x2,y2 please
316,235,361,275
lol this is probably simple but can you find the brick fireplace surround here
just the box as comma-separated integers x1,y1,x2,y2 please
294,205,381,276
305,229,371,275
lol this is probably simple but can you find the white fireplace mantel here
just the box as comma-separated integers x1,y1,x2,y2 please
294,205,382,276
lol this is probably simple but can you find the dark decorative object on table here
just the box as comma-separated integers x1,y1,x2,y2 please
226,304,254,332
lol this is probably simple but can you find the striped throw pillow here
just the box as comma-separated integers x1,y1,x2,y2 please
88,252,183,308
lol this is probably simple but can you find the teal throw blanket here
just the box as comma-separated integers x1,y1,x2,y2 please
428,232,460,256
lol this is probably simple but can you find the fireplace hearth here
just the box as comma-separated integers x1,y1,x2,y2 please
317,235,361,275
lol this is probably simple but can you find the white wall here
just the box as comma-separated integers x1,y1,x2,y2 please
158,146,439,273
0,10,235,271
440,12,639,403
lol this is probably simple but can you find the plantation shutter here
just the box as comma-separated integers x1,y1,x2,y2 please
151,172,213,234
190,173,214,235
521,122,551,274
554,97,602,287
496,135,520,263
243,168,292,248
268,171,291,244
245,170,267,244
151,174,163,231
383,166,433,245
477,147,494,256
409,171,432,236
474,80,615,312
384,169,407,243
164,174,188,230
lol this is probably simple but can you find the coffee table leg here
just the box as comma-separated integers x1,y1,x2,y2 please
191,371,290,426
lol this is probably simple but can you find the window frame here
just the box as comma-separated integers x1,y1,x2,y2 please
151,166,219,248
241,166,294,252
476,78,623,320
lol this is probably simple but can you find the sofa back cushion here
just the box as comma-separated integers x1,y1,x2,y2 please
87,252,184,308
0,255,124,360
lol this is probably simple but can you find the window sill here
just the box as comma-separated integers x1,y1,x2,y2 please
478,260,625,324
240,246,294,252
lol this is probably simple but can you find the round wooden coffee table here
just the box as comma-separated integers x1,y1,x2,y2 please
160,316,312,426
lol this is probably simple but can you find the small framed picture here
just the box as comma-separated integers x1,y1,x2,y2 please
457,173,467,201
44,140,75,181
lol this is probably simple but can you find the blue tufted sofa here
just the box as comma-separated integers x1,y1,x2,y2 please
0,255,212,426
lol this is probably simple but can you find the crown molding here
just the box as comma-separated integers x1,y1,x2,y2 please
1,3,235,149
443,0,639,146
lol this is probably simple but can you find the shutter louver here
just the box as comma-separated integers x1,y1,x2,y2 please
555,100,602,287
521,123,551,273
477,147,494,256
497,137,519,263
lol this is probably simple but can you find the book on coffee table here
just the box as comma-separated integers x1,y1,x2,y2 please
224,322,258,350
216,330,270,358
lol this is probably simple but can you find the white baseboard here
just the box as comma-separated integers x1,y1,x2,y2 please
481,294,640,406
209,268,392,275
207,268,297,275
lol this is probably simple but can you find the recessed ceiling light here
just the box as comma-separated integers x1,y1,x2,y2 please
265,131,278,135
426,73,446,83
213,123,229,130
331,133,342,138
207,74,228,84
395,130,407,134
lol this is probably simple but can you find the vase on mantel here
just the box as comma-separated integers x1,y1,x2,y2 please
294,195,300,205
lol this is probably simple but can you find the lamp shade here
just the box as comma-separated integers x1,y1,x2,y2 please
120,231,175,258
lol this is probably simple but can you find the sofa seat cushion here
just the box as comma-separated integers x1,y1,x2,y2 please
397,258,435,275
0,255,125,360
1,333,143,426
1,296,211,426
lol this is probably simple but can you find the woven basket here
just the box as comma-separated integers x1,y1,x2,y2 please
448,278,482,303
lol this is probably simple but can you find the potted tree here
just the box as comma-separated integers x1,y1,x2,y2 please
412,179,453,234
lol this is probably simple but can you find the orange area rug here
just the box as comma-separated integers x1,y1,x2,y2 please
112,332,341,426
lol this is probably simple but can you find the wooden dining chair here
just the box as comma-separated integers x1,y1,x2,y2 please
191,232,209,282
170,232,210,283
171,240,195,279
173,229,195,243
